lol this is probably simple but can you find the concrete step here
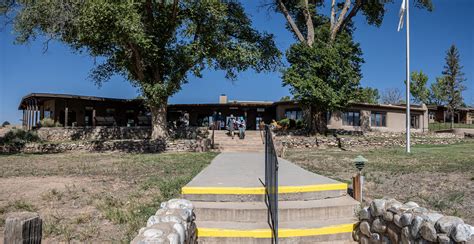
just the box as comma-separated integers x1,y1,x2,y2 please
193,195,359,223
195,218,357,244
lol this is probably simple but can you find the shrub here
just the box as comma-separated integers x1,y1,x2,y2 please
296,119,304,129
2,121,10,127
40,118,62,127
278,118,290,128
288,119,296,129
0,129,40,146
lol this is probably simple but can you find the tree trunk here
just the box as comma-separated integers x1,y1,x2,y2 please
150,100,168,139
451,110,454,129
304,105,328,135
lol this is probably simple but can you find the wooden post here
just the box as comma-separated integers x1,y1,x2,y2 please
352,173,362,202
4,212,42,244
92,109,96,127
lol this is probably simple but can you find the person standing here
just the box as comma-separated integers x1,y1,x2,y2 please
228,114,236,139
238,118,246,139
217,112,223,130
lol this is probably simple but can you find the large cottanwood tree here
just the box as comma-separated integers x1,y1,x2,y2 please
2,0,281,138
270,0,432,133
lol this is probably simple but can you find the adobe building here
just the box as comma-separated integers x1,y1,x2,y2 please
18,93,431,133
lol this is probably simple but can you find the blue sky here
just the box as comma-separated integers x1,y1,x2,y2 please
1,0,473,124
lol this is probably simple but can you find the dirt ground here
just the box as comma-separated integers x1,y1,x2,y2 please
0,151,217,242
284,142,474,224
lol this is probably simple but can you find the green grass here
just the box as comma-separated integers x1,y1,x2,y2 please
429,122,474,131
284,142,474,223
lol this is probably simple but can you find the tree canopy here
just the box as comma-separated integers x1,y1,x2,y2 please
353,87,380,104
4,0,281,138
380,88,403,105
405,71,430,104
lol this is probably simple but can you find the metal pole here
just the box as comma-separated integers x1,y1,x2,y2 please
405,0,411,153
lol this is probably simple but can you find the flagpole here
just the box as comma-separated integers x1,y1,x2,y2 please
405,0,411,153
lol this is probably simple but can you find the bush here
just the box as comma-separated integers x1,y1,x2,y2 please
2,121,10,127
278,118,290,128
296,119,304,129
0,129,40,146
40,118,62,127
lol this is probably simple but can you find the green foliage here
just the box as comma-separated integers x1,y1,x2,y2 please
429,77,447,105
40,118,61,127
353,87,380,104
280,96,292,101
440,45,466,112
283,24,363,111
7,0,281,137
1,121,10,127
405,71,430,104
278,118,290,128
0,129,40,146
278,118,300,130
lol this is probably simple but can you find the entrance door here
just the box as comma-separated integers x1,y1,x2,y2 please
256,116,263,130
84,110,93,126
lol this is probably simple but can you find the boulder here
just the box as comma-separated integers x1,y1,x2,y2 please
400,213,413,227
436,233,452,244
401,226,413,244
410,215,425,239
435,216,464,234
420,221,437,242
386,227,399,244
451,223,471,242
370,199,386,217
360,220,372,237
371,218,387,234
383,211,394,222
359,207,371,220
394,214,403,228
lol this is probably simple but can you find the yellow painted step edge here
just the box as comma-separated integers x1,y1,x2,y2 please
198,223,356,238
181,183,347,195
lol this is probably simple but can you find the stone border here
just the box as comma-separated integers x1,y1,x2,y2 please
131,199,197,244
354,198,474,243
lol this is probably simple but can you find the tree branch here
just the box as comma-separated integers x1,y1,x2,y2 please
330,0,336,30
128,43,145,81
303,0,314,47
330,0,352,41
339,0,362,33
277,0,306,44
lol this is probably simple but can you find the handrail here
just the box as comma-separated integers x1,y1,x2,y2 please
264,125,278,243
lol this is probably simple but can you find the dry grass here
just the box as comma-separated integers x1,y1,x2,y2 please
284,142,474,224
0,151,217,242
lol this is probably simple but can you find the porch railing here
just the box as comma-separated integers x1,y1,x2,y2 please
264,125,279,243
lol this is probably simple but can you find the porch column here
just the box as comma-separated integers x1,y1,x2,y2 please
92,109,96,127
35,99,40,127
22,110,26,129
64,106,68,127
40,104,44,121
27,102,32,130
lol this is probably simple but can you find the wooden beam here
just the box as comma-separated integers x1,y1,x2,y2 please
4,212,42,244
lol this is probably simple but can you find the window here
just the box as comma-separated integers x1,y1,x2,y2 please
342,111,360,126
284,109,303,120
371,112,386,127
326,111,332,125
411,115,420,129
429,112,435,120
106,108,115,115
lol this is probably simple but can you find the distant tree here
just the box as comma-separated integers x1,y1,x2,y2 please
353,87,380,104
1,121,10,127
404,71,429,104
440,45,466,128
280,96,292,101
4,1,281,138
381,88,403,105
429,76,447,106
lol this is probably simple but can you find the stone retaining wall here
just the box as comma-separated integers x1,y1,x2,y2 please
275,133,464,150
0,138,211,154
36,126,209,141
131,199,197,244
354,198,474,243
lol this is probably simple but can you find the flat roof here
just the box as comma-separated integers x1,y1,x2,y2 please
18,93,143,109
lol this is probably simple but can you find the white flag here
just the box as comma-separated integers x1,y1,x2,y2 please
397,0,406,31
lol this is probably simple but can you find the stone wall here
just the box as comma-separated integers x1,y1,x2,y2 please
275,133,465,151
131,199,197,244
0,138,211,154
36,126,209,141
354,198,474,243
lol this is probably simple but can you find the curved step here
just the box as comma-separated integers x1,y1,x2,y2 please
193,195,359,222
196,218,357,244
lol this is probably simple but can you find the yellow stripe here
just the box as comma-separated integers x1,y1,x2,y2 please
197,223,356,238
181,183,347,195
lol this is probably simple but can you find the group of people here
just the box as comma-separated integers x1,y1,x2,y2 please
212,112,246,139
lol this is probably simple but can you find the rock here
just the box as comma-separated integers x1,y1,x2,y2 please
423,212,444,223
383,211,394,222
401,226,413,244
394,214,403,228
360,221,372,237
410,215,425,239
386,227,399,244
352,230,359,242
359,207,371,220
405,201,419,208
451,223,471,242
400,213,413,227
420,221,437,242
386,199,403,213
360,235,370,244
412,207,428,214
435,216,464,234
370,199,386,217
371,232,381,241
437,233,452,244
371,218,387,234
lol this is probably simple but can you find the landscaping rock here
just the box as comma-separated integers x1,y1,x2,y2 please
451,223,471,242
382,211,393,222
394,214,403,228
386,227,399,243
401,226,413,244
410,215,425,239
370,199,386,217
435,216,464,234
423,212,444,223
371,218,386,234
420,222,437,242
360,235,370,244
400,213,413,227
359,207,371,220
360,221,372,237
436,233,452,244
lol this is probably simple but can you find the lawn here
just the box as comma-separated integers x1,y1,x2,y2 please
284,142,474,224
0,151,217,242
429,122,474,131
